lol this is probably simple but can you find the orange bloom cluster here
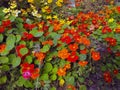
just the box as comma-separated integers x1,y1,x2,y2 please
58,48,70,59
34,52,45,61
42,40,53,46
0,44,6,53
67,85,76,90
78,61,88,67
91,51,101,61
57,64,71,76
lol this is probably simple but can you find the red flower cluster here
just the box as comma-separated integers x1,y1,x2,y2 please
105,37,117,46
102,26,112,34
61,36,72,44
24,23,36,30
0,26,5,33
67,52,79,62
103,71,112,83
2,20,11,27
91,51,101,61
21,62,40,79
22,32,33,40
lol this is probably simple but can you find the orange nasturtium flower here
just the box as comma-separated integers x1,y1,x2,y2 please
0,44,6,53
91,51,101,61
78,61,88,67
58,48,70,59
68,43,78,51
31,68,40,80
82,37,91,46
42,40,53,46
67,85,76,90
64,63,71,70
57,68,66,76
34,52,45,61
53,23,62,31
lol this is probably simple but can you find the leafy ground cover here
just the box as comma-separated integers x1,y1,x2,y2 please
0,0,120,90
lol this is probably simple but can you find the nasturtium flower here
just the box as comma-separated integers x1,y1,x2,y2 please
78,61,88,67
91,51,101,61
0,44,6,53
61,36,72,44
57,68,66,76
68,43,78,51
56,1,62,7
0,26,5,33
67,52,79,62
28,0,34,3
34,52,45,61
2,20,11,27
48,0,52,3
58,48,70,59
108,18,114,23
3,8,10,13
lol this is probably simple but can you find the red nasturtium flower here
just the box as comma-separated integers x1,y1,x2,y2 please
24,23,36,30
115,28,120,33
80,49,87,54
103,71,112,83
21,63,40,79
113,69,119,75
116,6,120,13
68,43,78,51
61,35,72,44
0,26,5,33
0,44,6,53
22,32,33,40
67,52,79,62
2,20,11,27
105,37,117,46
91,51,101,61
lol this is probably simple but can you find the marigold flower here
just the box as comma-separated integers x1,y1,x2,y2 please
91,51,101,61
0,44,6,53
57,68,66,76
78,61,88,67
58,48,70,59
68,43,78,51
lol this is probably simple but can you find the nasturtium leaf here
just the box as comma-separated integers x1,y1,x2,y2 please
9,15,16,22
16,23,23,29
0,49,9,56
80,54,87,60
59,60,66,67
116,73,120,80
16,35,21,43
6,34,16,50
20,48,28,56
0,76,7,85
29,41,33,48
19,40,26,45
30,29,43,37
79,85,87,90
24,80,33,88
52,67,58,74
101,66,107,71
12,57,21,68
50,74,57,81
40,74,49,81
26,19,32,24
43,63,53,73
50,87,56,90
80,45,85,50
65,76,75,85
62,24,68,29
15,17,23,23
25,56,32,64
106,63,112,68
16,76,26,87
78,77,85,83
48,26,53,32
0,34,3,42
1,65,9,71
41,44,50,53
0,57,9,64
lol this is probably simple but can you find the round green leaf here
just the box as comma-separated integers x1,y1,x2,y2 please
12,57,21,67
0,76,7,85
40,74,49,81
50,74,57,81
20,48,28,56
0,57,9,64
0,34,3,42
79,85,87,90
43,63,53,73
80,54,87,60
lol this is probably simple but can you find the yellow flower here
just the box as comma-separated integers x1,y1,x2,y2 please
3,8,10,13
60,19,65,24
48,0,52,3
58,0,63,3
46,15,52,19
98,26,102,29
10,3,17,9
59,79,65,87
108,18,114,23
53,15,58,19
56,1,62,7
28,0,34,3
66,21,73,25
42,6,49,13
